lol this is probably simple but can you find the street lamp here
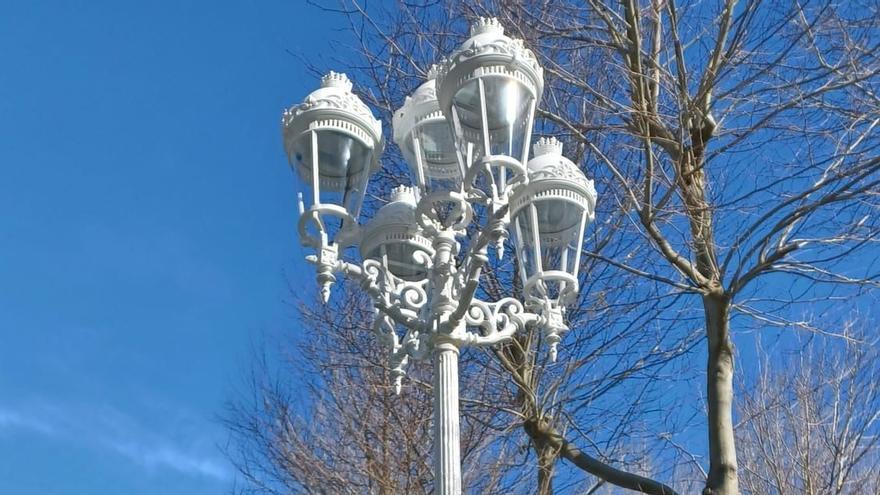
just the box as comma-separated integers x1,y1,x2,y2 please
281,17,596,495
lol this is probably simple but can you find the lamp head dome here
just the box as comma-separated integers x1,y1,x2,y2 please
393,67,462,193
525,137,596,204
282,72,384,184
282,72,385,248
360,186,434,281
510,138,597,308
435,17,544,121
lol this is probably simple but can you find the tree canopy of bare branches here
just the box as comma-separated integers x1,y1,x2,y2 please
737,332,880,494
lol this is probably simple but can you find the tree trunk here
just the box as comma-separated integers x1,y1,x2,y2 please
537,444,556,495
702,291,739,495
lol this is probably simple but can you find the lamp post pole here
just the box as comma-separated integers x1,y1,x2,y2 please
433,339,461,494
280,17,597,494
428,227,468,493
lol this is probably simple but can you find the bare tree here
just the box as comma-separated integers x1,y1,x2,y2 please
244,1,880,493
737,330,880,494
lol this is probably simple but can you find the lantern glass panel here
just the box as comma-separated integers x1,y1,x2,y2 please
365,243,427,282
413,120,462,193
291,129,373,239
450,77,533,164
416,121,457,167
513,197,585,299
514,212,538,280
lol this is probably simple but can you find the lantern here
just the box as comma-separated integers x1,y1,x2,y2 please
393,68,469,228
510,137,596,308
393,67,461,196
282,72,383,248
436,17,543,205
360,186,434,282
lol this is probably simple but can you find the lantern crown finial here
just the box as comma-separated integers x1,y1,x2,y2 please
389,184,417,204
470,17,503,36
533,137,563,157
321,71,353,91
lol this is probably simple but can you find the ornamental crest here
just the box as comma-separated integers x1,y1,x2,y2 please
282,92,378,132
531,162,596,193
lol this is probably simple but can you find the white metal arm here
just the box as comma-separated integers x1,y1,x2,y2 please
308,231,568,391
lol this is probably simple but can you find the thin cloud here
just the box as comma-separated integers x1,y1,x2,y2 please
0,407,55,435
109,440,231,481
0,401,231,482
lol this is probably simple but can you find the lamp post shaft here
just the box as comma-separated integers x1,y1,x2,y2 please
432,341,462,495
429,228,463,495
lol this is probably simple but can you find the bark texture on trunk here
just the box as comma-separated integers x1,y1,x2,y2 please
702,292,738,495
536,442,556,495
523,418,679,495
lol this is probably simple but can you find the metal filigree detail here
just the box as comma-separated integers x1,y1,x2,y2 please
530,164,596,194
282,72,381,141
461,298,533,346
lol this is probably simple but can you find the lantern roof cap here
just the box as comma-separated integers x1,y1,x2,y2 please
393,69,442,146
282,71,383,165
470,17,504,36
435,17,544,116
509,138,597,217
320,71,353,91
363,186,419,235
388,184,418,204
532,136,564,157
528,138,594,194
426,63,442,80
360,185,433,264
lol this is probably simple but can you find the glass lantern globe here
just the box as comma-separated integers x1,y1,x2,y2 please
394,68,474,229
510,137,597,308
436,17,544,204
282,72,383,248
393,67,462,196
360,186,434,281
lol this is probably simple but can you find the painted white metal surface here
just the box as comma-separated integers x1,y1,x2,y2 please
282,17,598,495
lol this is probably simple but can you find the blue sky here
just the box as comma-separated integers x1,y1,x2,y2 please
2,2,876,494
0,2,345,493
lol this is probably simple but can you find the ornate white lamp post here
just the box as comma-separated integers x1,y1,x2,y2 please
281,18,596,495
